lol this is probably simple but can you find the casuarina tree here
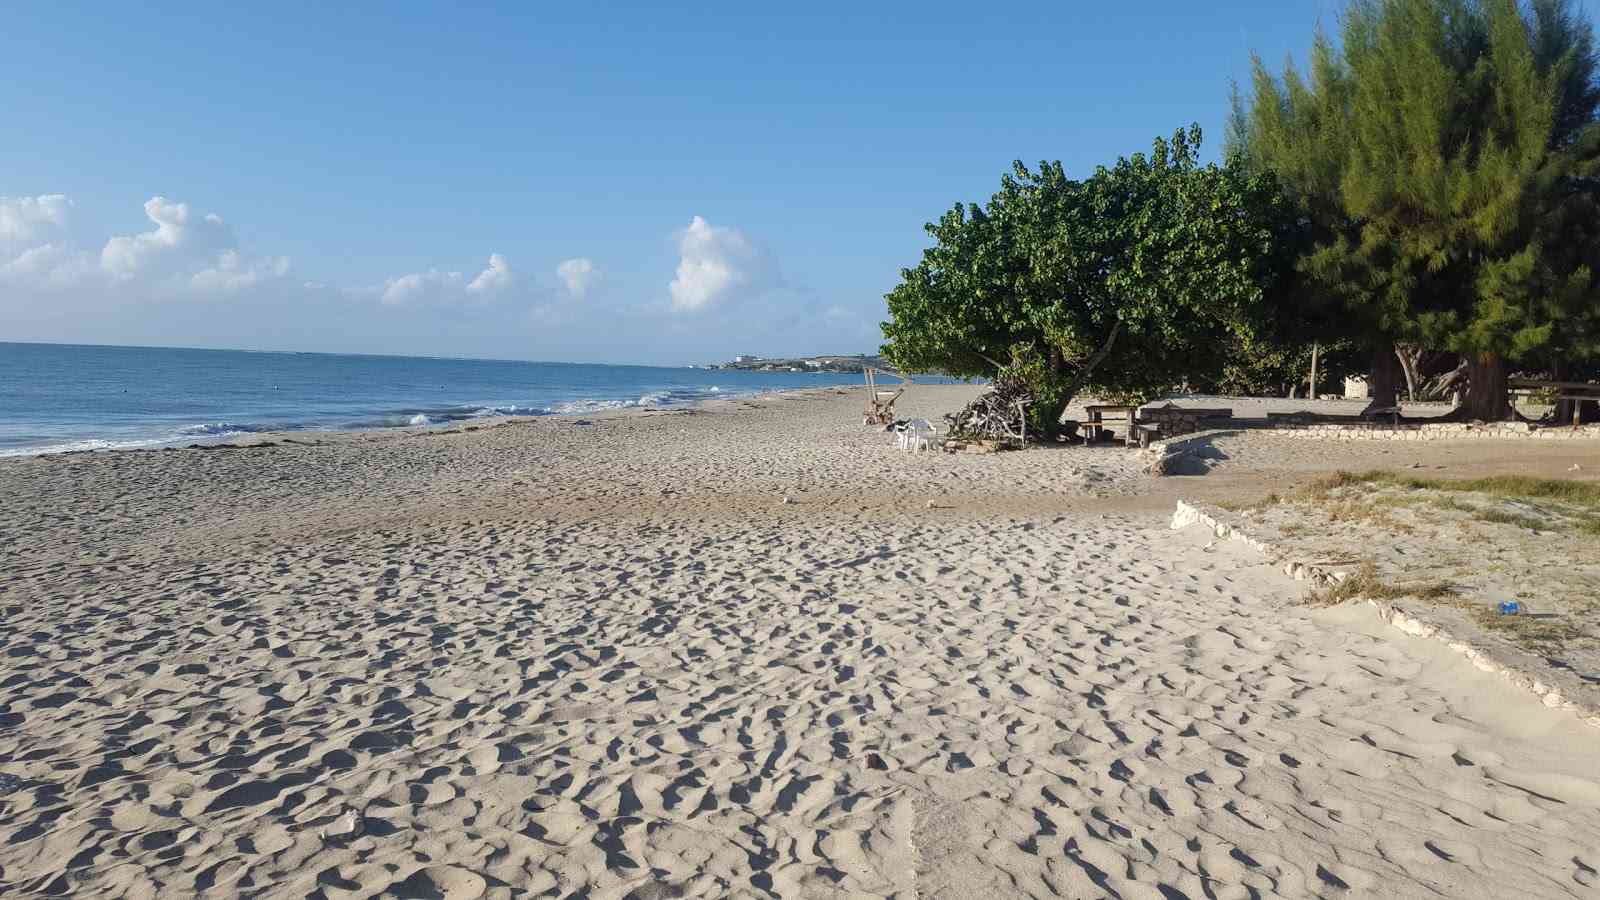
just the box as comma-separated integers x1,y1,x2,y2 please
1231,0,1600,419
881,126,1297,438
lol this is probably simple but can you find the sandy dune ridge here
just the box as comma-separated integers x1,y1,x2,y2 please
1,386,1597,898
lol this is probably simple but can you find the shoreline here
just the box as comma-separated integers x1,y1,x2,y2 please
0,386,1467,462
0,384,862,461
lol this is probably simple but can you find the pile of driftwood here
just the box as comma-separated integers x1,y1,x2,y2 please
945,373,1033,442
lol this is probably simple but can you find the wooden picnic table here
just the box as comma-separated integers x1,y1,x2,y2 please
1082,404,1138,445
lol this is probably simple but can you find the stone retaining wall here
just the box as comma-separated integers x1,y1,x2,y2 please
1137,410,1212,438
1169,499,1600,729
1142,430,1235,475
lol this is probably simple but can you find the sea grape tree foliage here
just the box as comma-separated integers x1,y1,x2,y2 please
881,126,1297,437
1231,0,1600,419
1202,337,1363,398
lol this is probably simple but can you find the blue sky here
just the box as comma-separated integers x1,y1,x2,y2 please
1,1,1341,365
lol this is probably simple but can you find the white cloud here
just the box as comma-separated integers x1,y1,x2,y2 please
467,252,513,295
101,196,234,280
669,216,774,313
379,270,458,305
191,250,291,294
374,254,511,306
0,195,71,243
0,194,288,298
555,257,599,299
0,243,93,288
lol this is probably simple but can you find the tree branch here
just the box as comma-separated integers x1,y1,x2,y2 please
974,350,1007,371
1058,318,1124,406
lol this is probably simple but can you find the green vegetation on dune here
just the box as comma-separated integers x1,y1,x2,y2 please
1286,475,1597,654
1293,469,1600,537
1308,470,1600,508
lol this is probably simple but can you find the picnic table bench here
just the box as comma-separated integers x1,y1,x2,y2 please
1365,405,1403,425
1509,378,1600,427
1131,420,1172,448
1083,404,1138,446
1078,404,1237,447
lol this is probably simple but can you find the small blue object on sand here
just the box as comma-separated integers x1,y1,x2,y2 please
1498,601,1522,615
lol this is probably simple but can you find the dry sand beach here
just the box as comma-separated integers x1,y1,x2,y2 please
3,384,1600,898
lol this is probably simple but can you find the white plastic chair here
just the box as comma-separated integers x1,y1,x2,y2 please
900,418,937,452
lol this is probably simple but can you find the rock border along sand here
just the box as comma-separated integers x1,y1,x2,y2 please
1131,419,1600,478
1273,421,1600,440
1170,499,1600,729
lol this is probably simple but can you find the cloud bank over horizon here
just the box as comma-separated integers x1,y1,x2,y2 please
0,194,879,363
1,194,291,299
371,253,514,306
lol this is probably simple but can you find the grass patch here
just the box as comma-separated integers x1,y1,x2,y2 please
1213,491,1281,512
1305,470,1600,508
1312,565,1589,652
1295,470,1600,537
1314,497,1414,533
1465,604,1590,653
1473,509,1549,531
1306,562,1455,607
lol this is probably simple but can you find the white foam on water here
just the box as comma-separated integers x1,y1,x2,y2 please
0,437,171,457
549,398,634,414
181,422,270,437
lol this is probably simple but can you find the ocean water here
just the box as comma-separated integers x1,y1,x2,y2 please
0,342,938,456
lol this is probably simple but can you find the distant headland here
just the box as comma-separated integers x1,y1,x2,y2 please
703,353,885,373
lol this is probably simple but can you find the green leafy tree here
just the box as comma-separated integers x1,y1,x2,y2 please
881,126,1297,437
1201,336,1362,398
1232,0,1600,419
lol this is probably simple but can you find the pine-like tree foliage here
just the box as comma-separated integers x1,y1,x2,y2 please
1233,0,1600,418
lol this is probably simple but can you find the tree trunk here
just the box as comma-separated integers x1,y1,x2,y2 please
1552,360,1573,425
1458,352,1512,421
1395,344,1423,402
1038,320,1123,442
1362,347,1402,414
1030,394,1073,442
1058,320,1122,406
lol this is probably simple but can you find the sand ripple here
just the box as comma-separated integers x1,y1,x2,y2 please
3,513,1597,898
